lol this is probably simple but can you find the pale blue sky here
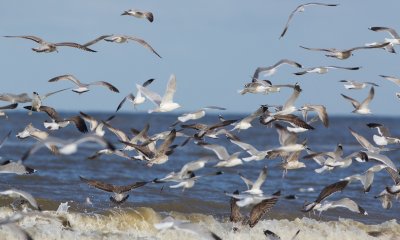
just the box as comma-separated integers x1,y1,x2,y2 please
0,1,399,115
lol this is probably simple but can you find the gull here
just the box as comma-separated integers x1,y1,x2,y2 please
302,180,349,212
239,166,267,195
229,138,269,162
294,66,360,75
102,35,161,58
138,74,180,113
226,190,280,208
172,106,226,126
0,103,18,118
379,74,400,87
231,105,267,131
121,9,154,22
300,104,329,127
79,176,147,204
266,123,307,159
367,123,400,146
181,119,238,140
361,151,397,172
238,78,295,95
80,111,115,137
273,83,302,115
0,160,36,175
341,86,374,114
0,93,31,104
300,42,390,59
263,230,301,240
260,113,314,133
252,59,302,78
155,158,210,182
349,127,388,153
304,147,367,171
369,26,400,52
24,106,88,133
341,164,387,192
22,134,115,160
16,123,48,140
0,189,40,210
154,216,222,240
26,88,70,114
116,79,155,112
303,144,343,173
196,141,243,167
4,35,96,53
229,190,280,228
166,171,223,191
281,150,306,176
121,129,177,166
339,80,379,90
279,3,339,39
375,189,394,209
313,197,368,216
48,74,119,94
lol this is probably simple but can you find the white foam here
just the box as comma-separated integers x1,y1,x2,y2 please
0,207,398,240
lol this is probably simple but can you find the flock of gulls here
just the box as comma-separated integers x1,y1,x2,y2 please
1,2,400,240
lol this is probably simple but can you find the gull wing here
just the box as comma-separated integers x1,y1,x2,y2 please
248,197,278,227
252,166,268,191
196,142,230,160
89,81,120,93
366,123,391,137
328,198,367,215
137,84,162,106
124,35,162,58
230,190,244,223
359,87,374,109
54,42,97,52
369,26,400,38
82,35,112,47
42,87,70,99
282,84,302,111
379,75,400,86
161,74,177,104
341,93,360,109
315,180,349,203
48,74,83,86
348,128,375,151
4,35,44,43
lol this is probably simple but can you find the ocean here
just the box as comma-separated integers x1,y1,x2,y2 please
0,112,399,240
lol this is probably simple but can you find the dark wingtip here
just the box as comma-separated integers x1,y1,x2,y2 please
25,166,36,174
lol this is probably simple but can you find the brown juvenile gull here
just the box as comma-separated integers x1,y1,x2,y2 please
280,3,339,39
4,35,96,53
121,9,154,22
48,74,119,94
79,176,147,204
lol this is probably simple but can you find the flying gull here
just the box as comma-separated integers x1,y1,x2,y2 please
300,42,390,59
79,176,147,204
137,74,180,113
253,59,302,78
294,66,360,75
121,9,154,22
313,197,368,216
0,189,41,210
280,3,339,39
341,87,374,114
367,122,400,146
196,141,243,167
4,35,96,53
339,80,379,90
48,74,119,94
116,79,155,112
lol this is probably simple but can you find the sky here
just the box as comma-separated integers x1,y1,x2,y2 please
0,1,399,115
